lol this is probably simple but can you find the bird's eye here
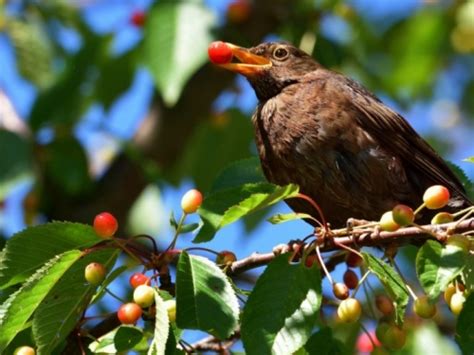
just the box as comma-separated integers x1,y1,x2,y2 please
273,47,289,60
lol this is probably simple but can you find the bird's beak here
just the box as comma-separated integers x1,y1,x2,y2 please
217,43,272,76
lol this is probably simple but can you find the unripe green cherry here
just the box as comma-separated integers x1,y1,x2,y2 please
133,285,155,308
13,346,35,355
337,297,362,323
181,189,203,214
423,185,450,210
392,204,414,226
84,262,107,286
165,299,176,322
431,212,454,225
380,324,406,350
413,295,437,319
379,211,400,232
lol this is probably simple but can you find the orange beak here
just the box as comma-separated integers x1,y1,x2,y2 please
216,43,272,76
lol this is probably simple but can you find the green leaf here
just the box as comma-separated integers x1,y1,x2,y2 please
195,183,299,243
0,250,81,352
241,254,322,354
148,289,169,355
464,157,474,164
267,212,313,225
143,2,215,106
211,157,265,193
114,326,144,352
176,252,239,339
406,323,459,355
304,327,349,355
179,223,200,234
91,265,129,304
416,240,466,302
456,293,474,354
43,136,92,196
0,222,102,289
0,130,33,201
362,253,409,325
32,248,118,353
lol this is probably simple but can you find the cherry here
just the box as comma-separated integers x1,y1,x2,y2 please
165,299,176,322
208,42,233,65
93,212,118,238
444,284,457,304
356,330,381,353
13,346,35,355
379,211,400,232
226,0,251,23
337,297,362,323
450,292,465,315
413,295,437,319
343,269,359,289
446,234,470,253
423,185,450,210
216,250,237,266
304,254,319,268
129,272,150,289
333,282,349,300
84,262,107,286
181,188,203,214
431,212,454,224
391,204,414,226
117,303,142,324
345,252,363,268
162,249,181,264
133,285,155,308
378,324,406,350
375,295,394,316
130,11,146,27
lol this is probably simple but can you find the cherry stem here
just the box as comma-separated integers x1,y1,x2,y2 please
454,207,474,227
131,234,158,254
104,287,127,303
413,202,426,216
185,247,219,255
452,205,474,218
352,270,370,298
293,193,328,231
333,239,363,258
168,213,186,250
113,239,144,265
315,246,333,284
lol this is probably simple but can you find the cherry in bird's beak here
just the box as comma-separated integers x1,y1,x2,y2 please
217,43,272,76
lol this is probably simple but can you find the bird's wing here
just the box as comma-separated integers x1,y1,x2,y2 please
332,73,470,203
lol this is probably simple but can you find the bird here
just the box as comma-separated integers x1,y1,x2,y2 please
213,42,472,227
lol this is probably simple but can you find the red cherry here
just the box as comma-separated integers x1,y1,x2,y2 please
304,254,320,268
117,303,142,324
423,185,450,209
343,269,359,289
345,252,363,268
208,41,233,65
375,294,394,316
129,272,150,289
130,11,146,27
93,212,118,238
356,330,381,353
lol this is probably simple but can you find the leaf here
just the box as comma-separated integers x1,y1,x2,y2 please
114,326,144,352
0,130,33,201
303,327,349,355
43,136,92,196
0,222,102,289
406,323,459,355
32,248,118,353
416,240,466,302
143,2,215,106
241,254,322,354
267,212,313,225
456,294,474,354
362,253,409,325
91,265,128,304
179,223,200,234
211,157,265,193
463,157,474,164
0,250,81,352
195,183,299,243
148,289,169,355
176,252,239,339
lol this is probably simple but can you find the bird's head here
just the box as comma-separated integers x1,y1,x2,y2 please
214,42,321,101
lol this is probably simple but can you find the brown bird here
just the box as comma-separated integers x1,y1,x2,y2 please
214,42,472,227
